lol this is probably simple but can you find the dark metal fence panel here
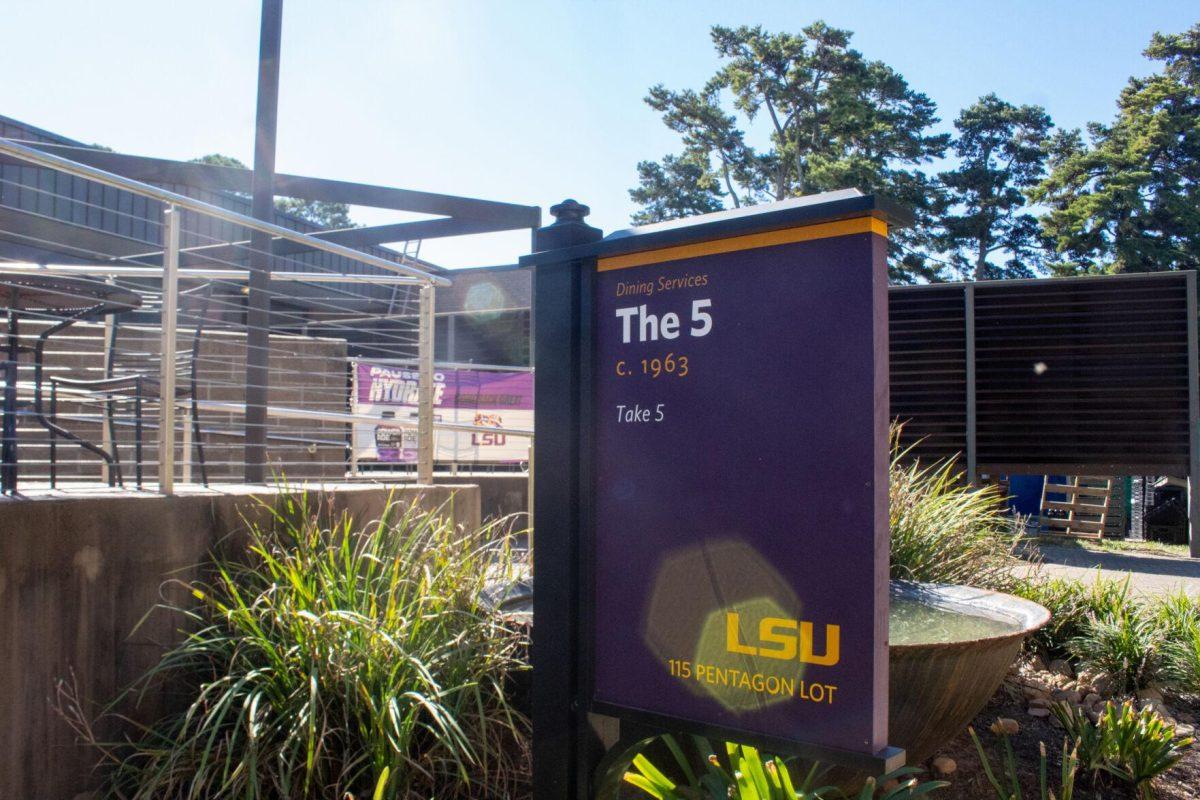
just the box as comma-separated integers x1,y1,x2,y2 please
892,272,1193,476
973,273,1191,474
889,284,968,464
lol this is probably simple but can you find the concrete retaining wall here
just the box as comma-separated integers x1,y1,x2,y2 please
438,473,530,521
0,483,480,799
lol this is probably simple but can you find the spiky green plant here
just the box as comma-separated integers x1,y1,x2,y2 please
1098,701,1192,800
968,724,1078,800
621,734,945,800
60,493,530,799
889,431,1024,592
1148,591,1200,639
1068,610,1162,695
1161,621,1200,692
1050,700,1192,800
1049,702,1108,783
1014,573,1132,659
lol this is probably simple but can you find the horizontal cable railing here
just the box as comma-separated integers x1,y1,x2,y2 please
0,139,531,496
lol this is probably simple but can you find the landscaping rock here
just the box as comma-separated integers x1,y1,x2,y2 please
1048,659,1074,678
1022,685,1051,702
1083,693,1101,708
932,756,957,776
1140,698,1168,714
1137,687,1165,704
991,718,1020,736
1027,707,1051,718
1092,674,1115,696
1028,697,1052,710
1028,654,1048,672
1177,723,1196,740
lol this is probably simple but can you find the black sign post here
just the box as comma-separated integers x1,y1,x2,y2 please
525,192,908,800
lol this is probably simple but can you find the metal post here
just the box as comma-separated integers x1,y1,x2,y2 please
349,363,360,477
965,283,977,485
244,0,283,483
527,443,535,552
529,200,603,800
181,406,193,484
1186,270,1199,558
417,283,435,484
159,205,180,494
100,285,115,484
2,296,18,494
48,383,57,489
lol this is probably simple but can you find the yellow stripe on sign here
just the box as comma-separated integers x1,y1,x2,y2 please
596,215,888,272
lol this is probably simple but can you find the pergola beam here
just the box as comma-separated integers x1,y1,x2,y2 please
0,206,158,263
4,142,540,227
272,216,519,254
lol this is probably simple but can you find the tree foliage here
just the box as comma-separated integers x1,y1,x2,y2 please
191,153,356,230
629,23,949,282
1032,23,1200,274
936,94,1053,281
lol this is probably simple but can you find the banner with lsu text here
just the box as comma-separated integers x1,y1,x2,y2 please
351,362,533,464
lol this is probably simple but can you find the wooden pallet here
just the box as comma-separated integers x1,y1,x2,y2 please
1039,475,1113,539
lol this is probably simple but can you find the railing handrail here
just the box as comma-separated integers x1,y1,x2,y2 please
0,137,451,287
186,397,534,439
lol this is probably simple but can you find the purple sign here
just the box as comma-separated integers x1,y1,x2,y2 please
355,363,533,410
591,219,890,755
353,364,533,464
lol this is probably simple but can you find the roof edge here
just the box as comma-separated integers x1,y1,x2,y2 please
520,190,910,267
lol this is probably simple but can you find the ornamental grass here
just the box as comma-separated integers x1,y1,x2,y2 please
888,428,1025,592
60,492,529,800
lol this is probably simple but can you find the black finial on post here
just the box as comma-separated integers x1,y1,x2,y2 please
535,198,603,252
549,198,590,223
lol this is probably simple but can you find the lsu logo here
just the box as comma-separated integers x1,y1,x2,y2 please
471,413,507,446
725,613,841,666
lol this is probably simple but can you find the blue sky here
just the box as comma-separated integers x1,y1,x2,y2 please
2,1,1195,268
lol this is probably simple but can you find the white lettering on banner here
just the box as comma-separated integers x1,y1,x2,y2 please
352,363,531,464
366,373,446,405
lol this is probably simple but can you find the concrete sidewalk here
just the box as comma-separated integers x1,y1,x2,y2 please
1027,544,1200,597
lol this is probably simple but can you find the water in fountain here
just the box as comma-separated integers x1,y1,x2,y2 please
890,596,1023,646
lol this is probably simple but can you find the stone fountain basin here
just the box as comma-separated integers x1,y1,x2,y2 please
888,581,1050,764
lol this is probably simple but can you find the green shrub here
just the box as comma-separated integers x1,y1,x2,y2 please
62,494,530,799
621,734,946,799
1161,622,1200,693
1068,610,1163,694
1149,590,1200,639
1013,573,1131,659
889,432,1023,592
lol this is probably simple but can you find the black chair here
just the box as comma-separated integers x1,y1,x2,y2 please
45,284,212,488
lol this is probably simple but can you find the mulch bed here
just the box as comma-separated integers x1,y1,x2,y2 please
922,669,1200,799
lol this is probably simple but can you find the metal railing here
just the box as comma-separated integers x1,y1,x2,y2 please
0,138,531,495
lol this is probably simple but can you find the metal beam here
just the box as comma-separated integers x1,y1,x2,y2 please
272,216,521,254
244,0,282,484
0,205,159,263
0,139,450,285
6,142,541,227
417,284,435,484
